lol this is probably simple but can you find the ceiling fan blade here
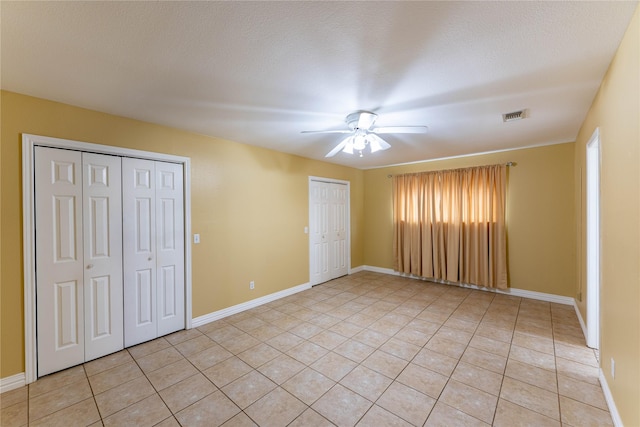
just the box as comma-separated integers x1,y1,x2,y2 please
301,130,352,134
367,134,391,152
372,126,428,134
325,136,352,157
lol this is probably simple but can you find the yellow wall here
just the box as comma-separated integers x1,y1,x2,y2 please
363,143,576,297
574,6,639,425
0,90,364,378
2,12,638,424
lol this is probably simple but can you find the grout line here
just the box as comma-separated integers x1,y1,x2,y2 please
19,272,611,426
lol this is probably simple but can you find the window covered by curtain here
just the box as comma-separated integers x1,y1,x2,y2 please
392,164,508,289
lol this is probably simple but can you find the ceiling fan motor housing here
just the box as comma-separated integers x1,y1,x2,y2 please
346,111,378,130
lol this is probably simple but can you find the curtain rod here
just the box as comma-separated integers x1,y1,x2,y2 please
386,162,515,178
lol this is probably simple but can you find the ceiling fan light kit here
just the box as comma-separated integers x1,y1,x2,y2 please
303,111,428,158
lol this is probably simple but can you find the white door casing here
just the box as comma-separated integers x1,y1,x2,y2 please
586,128,601,349
35,147,85,376
309,178,350,286
82,153,124,361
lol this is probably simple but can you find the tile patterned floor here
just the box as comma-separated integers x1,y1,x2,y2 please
1,272,612,426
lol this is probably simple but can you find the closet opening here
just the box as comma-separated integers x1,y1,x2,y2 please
22,134,192,382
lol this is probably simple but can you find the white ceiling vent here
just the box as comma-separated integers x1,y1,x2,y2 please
502,109,527,122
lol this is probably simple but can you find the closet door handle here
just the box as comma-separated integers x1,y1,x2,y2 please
86,264,93,269
148,256,153,261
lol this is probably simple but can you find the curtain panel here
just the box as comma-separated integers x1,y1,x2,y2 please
392,164,508,289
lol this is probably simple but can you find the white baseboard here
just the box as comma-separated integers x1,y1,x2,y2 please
191,282,311,328
599,369,623,427
358,265,575,305
574,302,589,342
4,283,312,391
0,372,26,394
498,286,574,306
349,265,365,274
360,265,392,275
193,265,576,328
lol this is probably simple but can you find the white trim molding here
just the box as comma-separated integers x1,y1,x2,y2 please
585,127,601,350
192,282,311,328
355,265,575,305
0,373,26,394
22,134,193,384
574,302,589,341
349,265,365,274
599,370,623,427
195,266,578,330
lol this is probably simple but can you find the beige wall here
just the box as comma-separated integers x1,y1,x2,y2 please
574,6,639,426
2,11,637,423
363,143,577,297
0,90,364,377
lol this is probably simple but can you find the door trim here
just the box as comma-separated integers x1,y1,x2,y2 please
22,134,192,383
586,128,601,349
308,176,351,286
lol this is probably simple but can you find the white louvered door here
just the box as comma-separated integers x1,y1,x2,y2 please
123,158,185,347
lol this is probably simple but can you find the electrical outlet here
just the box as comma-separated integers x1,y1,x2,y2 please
611,358,615,379
250,281,255,290
193,234,200,244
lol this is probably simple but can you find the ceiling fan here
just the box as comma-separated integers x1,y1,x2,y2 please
302,111,428,157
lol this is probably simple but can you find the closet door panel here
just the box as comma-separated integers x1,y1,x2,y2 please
123,158,157,347
35,147,85,376
83,153,123,361
309,181,331,285
330,183,348,277
156,162,185,336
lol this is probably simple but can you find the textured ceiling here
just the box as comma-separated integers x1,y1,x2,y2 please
1,1,637,168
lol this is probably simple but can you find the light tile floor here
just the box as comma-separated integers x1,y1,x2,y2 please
1,272,612,426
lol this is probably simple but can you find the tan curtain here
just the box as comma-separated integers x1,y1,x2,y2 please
393,164,507,289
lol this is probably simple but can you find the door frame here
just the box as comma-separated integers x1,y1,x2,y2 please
308,176,351,286
585,128,601,349
22,134,192,383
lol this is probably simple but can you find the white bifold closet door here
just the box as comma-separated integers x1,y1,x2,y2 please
309,180,348,285
123,158,185,347
35,147,123,376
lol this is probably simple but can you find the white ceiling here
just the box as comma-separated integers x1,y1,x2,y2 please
1,1,637,169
